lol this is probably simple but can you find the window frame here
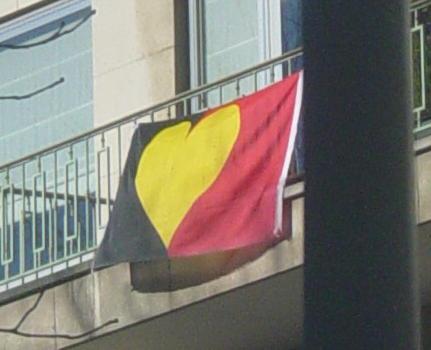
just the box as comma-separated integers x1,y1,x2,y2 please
0,0,91,44
0,0,94,165
188,0,282,88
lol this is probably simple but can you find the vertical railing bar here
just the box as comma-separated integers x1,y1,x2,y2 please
167,104,172,120
47,196,53,264
41,172,46,256
180,98,187,117
187,96,192,116
96,146,102,227
219,84,223,104
85,139,90,250
95,143,113,229
9,184,15,263
32,174,38,268
2,186,8,281
74,159,79,255
64,161,69,257
411,13,426,130
96,133,108,230
235,78,240,97
191,95,196,114
9,184,15,265
19,165,25,275
412,26,425,112
4,172,10,281
63,158,79,254
200,90,208,111
270,63,275,83
0,187,5,270
106,147,112,215
182,98,187,118
42,169,52,265
0,186,2,266
37,159,42,268
3,172,8,267
117,126,122,176
53,152,58,261
1,182,14,267
0,184,12,267
420,24,426,129
197,94,204,111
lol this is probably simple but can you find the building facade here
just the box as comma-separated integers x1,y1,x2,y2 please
0,0,428,349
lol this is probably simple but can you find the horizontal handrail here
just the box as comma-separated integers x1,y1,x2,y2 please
0,47,303,171
411,0,431,10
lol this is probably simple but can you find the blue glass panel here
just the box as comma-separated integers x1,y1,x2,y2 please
0,7,94,164
1,199,96,280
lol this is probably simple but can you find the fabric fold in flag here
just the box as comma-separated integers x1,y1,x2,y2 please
94,71,303,269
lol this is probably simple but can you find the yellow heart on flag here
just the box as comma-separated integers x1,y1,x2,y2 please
135,105,241,247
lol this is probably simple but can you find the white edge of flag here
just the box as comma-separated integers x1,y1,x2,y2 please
274,70,304,235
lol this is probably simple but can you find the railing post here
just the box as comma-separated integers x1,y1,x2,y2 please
303,1,420,349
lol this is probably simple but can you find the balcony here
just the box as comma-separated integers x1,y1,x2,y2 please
0,0,430,304
413,0,431,132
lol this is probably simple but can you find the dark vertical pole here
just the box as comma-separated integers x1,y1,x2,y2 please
303,1,420,349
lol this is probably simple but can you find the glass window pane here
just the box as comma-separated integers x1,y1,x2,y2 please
202,0,261,83
0,7,94,164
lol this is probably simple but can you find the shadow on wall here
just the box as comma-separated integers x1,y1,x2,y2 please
130,239,283,293
130,196,294,292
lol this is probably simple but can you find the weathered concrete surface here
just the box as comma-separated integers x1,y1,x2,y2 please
68,267,304,350
419,222,431,306
416,135,431,223
0,290,56,349
0,194,303,350
92,0,176,126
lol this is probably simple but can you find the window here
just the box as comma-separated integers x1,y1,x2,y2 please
0,0,94,165
189,0,282,88
189,0,303,86
188,0,303,108
0,0,95,289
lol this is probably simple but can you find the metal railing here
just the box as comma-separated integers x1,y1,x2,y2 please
412,0,431,131
0,47,304,292
0,0,430,294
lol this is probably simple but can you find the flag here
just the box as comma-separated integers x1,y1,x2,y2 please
94,71,303,270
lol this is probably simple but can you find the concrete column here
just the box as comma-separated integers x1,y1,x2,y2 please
303,1,420,349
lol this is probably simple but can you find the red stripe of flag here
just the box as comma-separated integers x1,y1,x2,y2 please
168,71,303,257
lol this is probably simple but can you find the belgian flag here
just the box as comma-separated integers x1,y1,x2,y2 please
94,71,303,271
